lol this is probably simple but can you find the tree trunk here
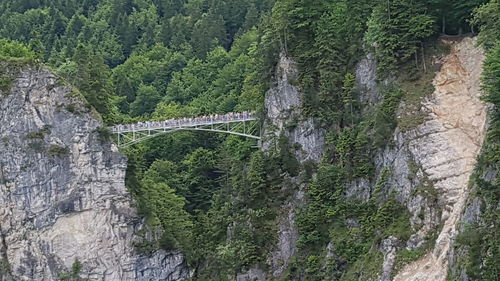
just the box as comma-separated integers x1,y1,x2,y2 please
350,103,354,127
442,15,446,34
283,28,288,55
415,50,419,70
421,43,427,73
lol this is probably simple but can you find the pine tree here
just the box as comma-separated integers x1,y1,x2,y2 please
366,0,435,75
70,44,113,120
190,11,227,59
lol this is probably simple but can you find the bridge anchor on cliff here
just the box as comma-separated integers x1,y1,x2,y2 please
109,112,261,148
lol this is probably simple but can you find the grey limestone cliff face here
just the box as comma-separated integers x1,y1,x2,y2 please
263,53,325,164
0,65,191,280
263,54,325,280
338,37,487,281
237,53,325,280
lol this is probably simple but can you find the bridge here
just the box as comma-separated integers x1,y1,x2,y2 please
109,112,260,148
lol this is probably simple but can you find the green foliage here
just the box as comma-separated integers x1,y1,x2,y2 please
179,148,218,212
372,87,403,147
93,126,112,143
395,248,426,269
139,178,193,253
0,258,10,274
426,0,488,35
340,248,384,281
482,41,500,126
0,39,36,59
130,84,161,117
0,74,14,95
48,145,69,157
277,134,300,177
71,259,81,278
397,41,449,131
295,165,412,280
1,1,494,279
58,44,114,122
27,131,45,140
0,53,37,95
57,272,71,280
269,0,372,122
365,0,435,75
330,126,374,179
296,164,346,247
373,167,391,199
454,221,499,280
56,258,81,280
471,0,500,50
27,125,51,140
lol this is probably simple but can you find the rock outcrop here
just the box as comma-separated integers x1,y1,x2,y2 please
264,54,324,279
386,37,487,281
236,53,325,280
0,65,191,280
263,53,326,164
250,37,486,281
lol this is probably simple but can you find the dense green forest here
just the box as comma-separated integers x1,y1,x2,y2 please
0,0,498,280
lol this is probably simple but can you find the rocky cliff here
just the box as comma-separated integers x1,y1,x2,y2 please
264,54,325,278
0,64,191,280
236,53,325,281
389,36,486,281
0,36,488,281
246,37,487,281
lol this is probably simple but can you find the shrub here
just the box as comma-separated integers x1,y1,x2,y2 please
27,125,51,139
0,75,13,95
48,145,69,157
93,126,112,143
0,39,36,59
71,259,81,277
28,141,44,152
0,258,10,273
27,131,45,139
372,87,403,147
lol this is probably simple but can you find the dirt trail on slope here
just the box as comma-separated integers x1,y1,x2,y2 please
393,37,487,281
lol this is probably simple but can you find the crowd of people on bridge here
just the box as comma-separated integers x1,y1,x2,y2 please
111,111,255,132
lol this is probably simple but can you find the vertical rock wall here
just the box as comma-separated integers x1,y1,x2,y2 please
0,66,191,280
264,54,325,279
248,37,486,281
388,37,487,281
237,53,326,281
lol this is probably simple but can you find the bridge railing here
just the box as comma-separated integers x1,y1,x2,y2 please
110,111,257,134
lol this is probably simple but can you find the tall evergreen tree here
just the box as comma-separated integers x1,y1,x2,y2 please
365,0,435,75
69,44,114,120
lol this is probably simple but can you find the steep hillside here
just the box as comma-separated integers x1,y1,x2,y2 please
0,35,492,281
240,36,489,281
392,37,486,281
0,62,191,280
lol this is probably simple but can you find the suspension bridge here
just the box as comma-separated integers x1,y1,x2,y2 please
109,112,261,148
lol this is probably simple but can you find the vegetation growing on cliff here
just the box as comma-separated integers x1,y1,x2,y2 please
0,39,37,94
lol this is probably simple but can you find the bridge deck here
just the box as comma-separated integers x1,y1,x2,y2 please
110,112,257,134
